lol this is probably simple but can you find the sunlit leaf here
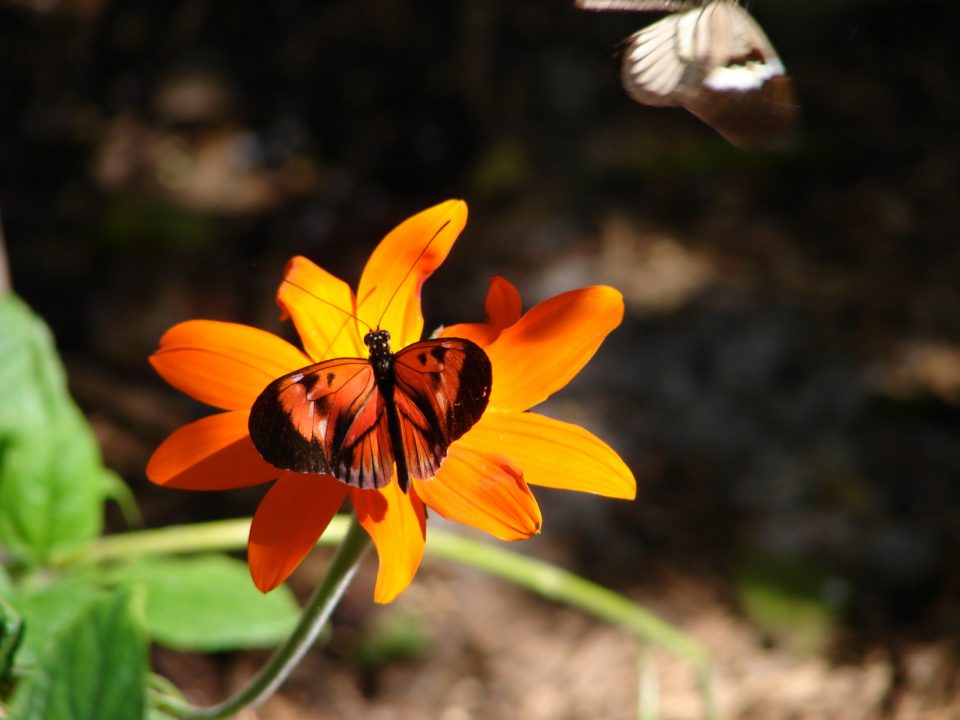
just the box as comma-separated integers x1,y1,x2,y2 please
8,573,102,668
9,589,147,720
0,294,113,565
0,594,24,682
110,555,300,651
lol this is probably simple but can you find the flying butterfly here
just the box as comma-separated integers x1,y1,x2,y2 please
248,227,492,494
576,0,797,149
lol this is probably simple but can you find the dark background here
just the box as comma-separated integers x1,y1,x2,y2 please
2,0,959,716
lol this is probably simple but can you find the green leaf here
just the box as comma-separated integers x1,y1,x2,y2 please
111,555,300,652
7,573,103,668
0,294,112,565
8,589,147,720
736,553,842,656
0,594,24,681
101,469,144,529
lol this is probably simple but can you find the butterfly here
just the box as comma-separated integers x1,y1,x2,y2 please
576,0,797,149
248,314,492,494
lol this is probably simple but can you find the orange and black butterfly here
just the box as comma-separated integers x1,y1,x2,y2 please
248,331,491,493
247,228,492,493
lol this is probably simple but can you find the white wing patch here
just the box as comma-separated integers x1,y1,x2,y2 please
600,0,796,148
704,57,785,92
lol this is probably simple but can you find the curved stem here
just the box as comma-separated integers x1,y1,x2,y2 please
80,516,713,716
80,516,707,665
424,530,709,667
69,517,307,565
152,517,370,720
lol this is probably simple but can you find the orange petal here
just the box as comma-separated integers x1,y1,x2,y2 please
248,472,349,592
442,275,522,347
277,256,364,360
151,320,311,410
485,286,623,411
415,444,541,541
350,483,427,604
484,275,523,330
462,411,636,499
147,411,278,490
357,200,467,348
438,320,496,347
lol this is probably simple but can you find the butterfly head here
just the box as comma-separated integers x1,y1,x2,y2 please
364,329,392,356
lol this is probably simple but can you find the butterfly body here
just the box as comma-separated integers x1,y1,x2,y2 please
577,0,796,148
364,329,410,492
249,331,492,493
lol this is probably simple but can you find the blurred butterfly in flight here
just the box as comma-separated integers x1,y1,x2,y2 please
576,0,797,149
248,224,492,494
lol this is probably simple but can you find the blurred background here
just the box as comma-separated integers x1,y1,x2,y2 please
2,0,959,717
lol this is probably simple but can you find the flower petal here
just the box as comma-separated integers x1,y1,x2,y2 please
248,472,349,592
150,320,311,410
462,411,636,499
277,256,364,360
442,275,522,347
350,483,427,604
147,411,278,490
485,286,624,411
357,200,468,347
415,444,541,541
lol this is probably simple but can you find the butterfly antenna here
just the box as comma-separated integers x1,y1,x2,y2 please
374,219,451,330
280,278,374,333
312,284,379,358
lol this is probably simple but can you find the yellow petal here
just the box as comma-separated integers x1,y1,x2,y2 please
462,411,636,499
146,411,278,490
350,483,427,603
485,286,623,411
277,256,364,360
357,200,467,347
150,320,311,410
442,275,522,347
248,472,349,592
415,444,541,541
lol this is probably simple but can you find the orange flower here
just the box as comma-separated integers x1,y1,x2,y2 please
147,200,635,603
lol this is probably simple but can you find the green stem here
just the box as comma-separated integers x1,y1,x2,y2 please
72,517,308,565
151,517,369,720
424,531,709,667
428,536,713,719
638,642,660,720
77,516,707,665
77,516,712,715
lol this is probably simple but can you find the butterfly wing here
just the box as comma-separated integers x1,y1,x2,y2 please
248,357,396,490
620,10,696,107
576,0,691,10
617,0,796,148
249,337,492,492
391,338,492,486
680,3,796,148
